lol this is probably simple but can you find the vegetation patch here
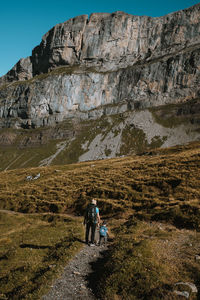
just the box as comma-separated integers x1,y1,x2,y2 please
0,211,84,299
0,64,114,91
95,218,200,300
52,117,113,164
0,141,200,229
120,125,166,155
0,141,200,298
149,98,200,128
0,140,58,171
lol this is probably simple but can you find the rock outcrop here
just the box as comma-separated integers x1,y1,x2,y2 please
32,6,200,75
0,57,32,86
0,4,199,130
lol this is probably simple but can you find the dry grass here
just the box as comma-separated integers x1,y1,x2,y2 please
96,219,200,299
0,141,200,299
0,141,199,229
0,211,84,299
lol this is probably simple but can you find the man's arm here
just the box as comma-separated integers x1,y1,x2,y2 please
97,212,100,225
96,207,100,225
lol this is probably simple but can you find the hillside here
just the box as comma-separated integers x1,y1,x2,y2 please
0,98,200,171
1,141,200,224
0,141,200,299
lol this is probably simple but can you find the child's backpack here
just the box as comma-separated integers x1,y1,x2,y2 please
99,226,107,237
86,204,97,223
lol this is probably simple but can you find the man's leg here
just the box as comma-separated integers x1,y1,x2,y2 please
91,223,97,244
85,222,91,244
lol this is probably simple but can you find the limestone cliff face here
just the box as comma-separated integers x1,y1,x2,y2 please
0,57,32,86
32,6,200,74
0,4,200,129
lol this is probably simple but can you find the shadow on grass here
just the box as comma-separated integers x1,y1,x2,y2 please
86,247,111,299
20,243,52,249
74,237,87,244
0,254,8,261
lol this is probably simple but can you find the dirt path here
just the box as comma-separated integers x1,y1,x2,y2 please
39,141,68,166
42,243,108,300
0,209,81,220
0,209,108,298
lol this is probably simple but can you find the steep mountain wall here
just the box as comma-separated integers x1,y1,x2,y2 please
0,4,199,129
31,6,200,74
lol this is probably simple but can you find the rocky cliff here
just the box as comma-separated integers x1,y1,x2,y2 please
0,4,200,128
0,4,199,168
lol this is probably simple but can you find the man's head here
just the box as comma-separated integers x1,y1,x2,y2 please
91,198,97,205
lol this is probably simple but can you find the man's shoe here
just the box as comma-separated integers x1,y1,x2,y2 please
90,243,95,247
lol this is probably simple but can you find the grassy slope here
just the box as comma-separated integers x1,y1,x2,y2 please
96,218,200,299
0,117,116,170
0,141,200,299
0,98,200,171
1,141,200,228
0,212,84,299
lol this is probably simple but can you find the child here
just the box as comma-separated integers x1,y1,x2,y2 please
99,221,109,246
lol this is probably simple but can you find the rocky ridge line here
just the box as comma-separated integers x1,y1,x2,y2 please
1,4,200,83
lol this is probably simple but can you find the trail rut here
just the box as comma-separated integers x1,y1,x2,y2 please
42,243,108,300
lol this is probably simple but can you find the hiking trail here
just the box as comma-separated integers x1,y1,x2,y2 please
42,243,108,300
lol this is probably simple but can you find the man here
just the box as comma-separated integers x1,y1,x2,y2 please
84,199,100,246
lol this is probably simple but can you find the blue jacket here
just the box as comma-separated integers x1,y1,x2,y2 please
99,225,108,237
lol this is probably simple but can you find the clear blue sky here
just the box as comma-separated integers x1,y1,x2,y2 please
0,0,199,77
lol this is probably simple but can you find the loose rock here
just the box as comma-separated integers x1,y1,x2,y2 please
42,244,108,300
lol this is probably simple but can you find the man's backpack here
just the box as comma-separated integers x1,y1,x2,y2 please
86,204,97,223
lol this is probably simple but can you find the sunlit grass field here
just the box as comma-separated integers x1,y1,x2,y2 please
1,141,200,228
0,141,200,299
0,212,84,299
96,218,200,299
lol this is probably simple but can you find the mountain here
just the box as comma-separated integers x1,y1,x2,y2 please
0,4,200,169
